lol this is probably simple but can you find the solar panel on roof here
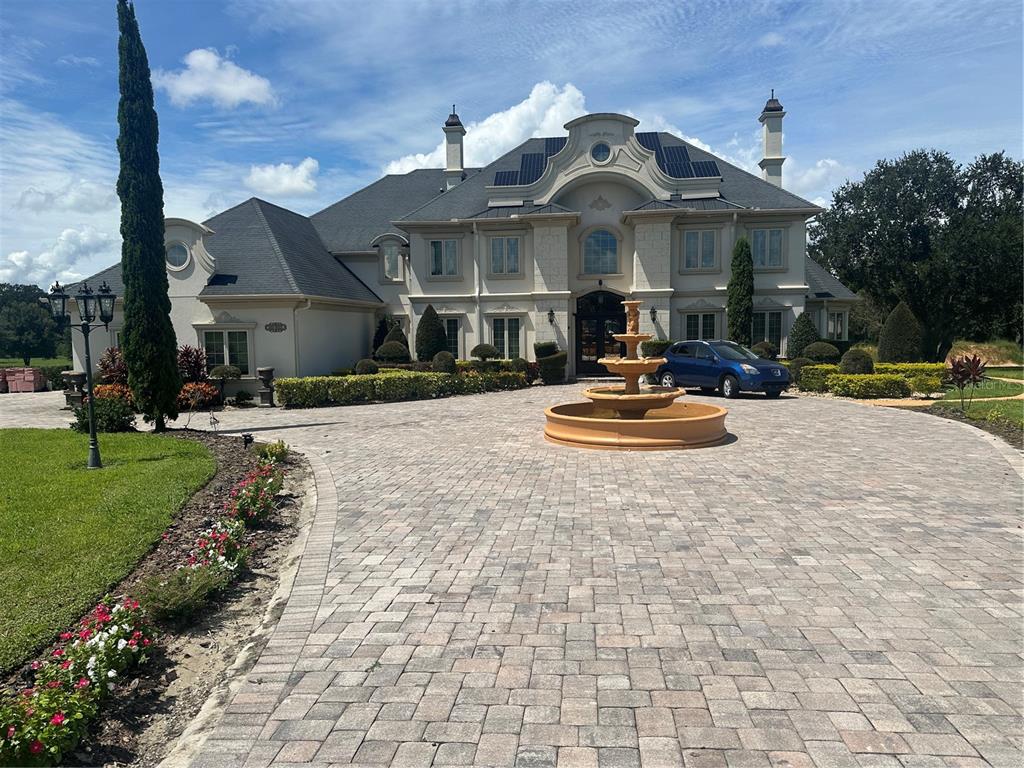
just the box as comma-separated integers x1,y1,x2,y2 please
663,145,691,164
665,162,694,179
518,153,545,185
544,137,567,157
691,160,720,177
493,170,519,186
635,132,661,152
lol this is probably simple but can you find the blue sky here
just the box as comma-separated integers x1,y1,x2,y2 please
1,0,1021,288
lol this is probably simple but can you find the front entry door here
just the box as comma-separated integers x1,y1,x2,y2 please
575,291,626,376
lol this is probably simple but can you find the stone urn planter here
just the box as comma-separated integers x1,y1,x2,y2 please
257,366,275,407
62,371,86,409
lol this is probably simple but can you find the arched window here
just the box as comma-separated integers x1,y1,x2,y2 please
582,229,618,274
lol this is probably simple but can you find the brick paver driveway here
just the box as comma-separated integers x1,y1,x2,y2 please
3,387,1021,767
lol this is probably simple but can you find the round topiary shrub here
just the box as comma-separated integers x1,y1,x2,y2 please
510,357,529,373
803,341,841,363
751,341,778,360
432,350,456,374
839,348,875,374
534,341,559,359
209,364,242,381
787,357,813,385
355,358,379,375
471,343,500,361
383,323,409,348
375,341,411,363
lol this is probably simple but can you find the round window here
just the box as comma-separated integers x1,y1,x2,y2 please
591,142,611,162
165,242,189,269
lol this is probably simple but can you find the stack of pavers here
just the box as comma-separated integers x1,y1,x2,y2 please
4,367,46,392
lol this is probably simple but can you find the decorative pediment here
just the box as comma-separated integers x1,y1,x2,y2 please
484,303,524,315
678,298,721,311
213,310,245,324
753,297,789,310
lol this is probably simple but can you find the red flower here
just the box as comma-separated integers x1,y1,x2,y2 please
47,681,61,689
30,660,41,670
6,725,14,738
30,740,44,754
50,712,65,726
76,678,90,689
51,648,64,657
142,638,151,647
61,660,73,669
59,632,72,641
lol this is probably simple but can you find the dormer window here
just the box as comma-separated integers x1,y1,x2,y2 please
591,142,611,163
165,242,190,270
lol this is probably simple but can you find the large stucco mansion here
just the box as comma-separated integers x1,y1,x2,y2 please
74,94,856,382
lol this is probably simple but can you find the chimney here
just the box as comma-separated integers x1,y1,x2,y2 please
443,105,466,190
758,90,786,188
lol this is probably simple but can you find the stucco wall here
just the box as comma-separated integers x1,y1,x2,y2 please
295,305,374,375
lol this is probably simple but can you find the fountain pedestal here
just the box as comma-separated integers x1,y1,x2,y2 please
544,300,728,450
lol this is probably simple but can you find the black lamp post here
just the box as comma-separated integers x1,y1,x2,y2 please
46,280,117,469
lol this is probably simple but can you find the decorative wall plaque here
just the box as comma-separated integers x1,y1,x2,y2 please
264,322,287,333
589,195,611,211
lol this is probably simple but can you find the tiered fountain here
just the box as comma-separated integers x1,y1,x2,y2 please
544,300,728,450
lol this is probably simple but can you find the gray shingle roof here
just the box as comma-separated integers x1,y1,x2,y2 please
805,257,857,300
75,198,382,304
399,132,819,223
468,202,578,219
311,168,452,253
630,197,745,212
69,262,124,296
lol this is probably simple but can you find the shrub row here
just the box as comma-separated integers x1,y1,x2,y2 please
275,370,528,408
874,362,947,377
796,364,839,393
825,374,912,399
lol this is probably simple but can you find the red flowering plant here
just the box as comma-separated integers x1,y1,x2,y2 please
185,518,247,573
35,597,155,699
224,463,283,526
0,684,97,765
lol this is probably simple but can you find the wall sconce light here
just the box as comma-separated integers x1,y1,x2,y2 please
650,307,658,322
547,308,556,325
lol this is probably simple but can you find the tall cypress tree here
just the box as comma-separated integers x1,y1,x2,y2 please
116,0,179,430
727,236,754,347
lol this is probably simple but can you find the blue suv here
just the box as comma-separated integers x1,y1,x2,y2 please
655,340,790,399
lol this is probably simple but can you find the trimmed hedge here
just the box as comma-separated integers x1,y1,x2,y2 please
751,341,778,360
874,362,946,378
798,364,839,393
375,340,411,363
640,339,672,357
538,351,567,384
826,373,911,399
432,351,456,374
839,348,874,374
803,341,841,363
275,370,528,408
784,357,814,385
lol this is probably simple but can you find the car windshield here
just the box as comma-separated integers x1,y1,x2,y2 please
711,342,760,361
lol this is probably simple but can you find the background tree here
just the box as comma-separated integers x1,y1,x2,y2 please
415,304,448,361
848,290,886,343
116,0,180,430
787,312,820,358
726,237,753,347
0,284,59,365
372,314,397,352
877,301,923,362
809,149,1023,360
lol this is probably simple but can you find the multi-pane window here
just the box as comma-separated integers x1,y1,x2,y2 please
429,239,459,276
751,228,784,268
443,318,460,357
684,313,716,340
490,237,521,275
683,230,716,270
492,317,521,359
203,330,250,375
752,311,783,349
582,230,618,274
382,242,402,280
828,311,845,340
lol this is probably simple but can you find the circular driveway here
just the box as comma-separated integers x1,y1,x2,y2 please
3,387,1021,766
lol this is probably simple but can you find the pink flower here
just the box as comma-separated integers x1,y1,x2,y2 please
6,725,15,738
47,681,61,689
75,678,90,689
61,660,72,670
30,740,44,754
50,712,65,726
59,632,72,641
51,648,63,657
30,660,41,670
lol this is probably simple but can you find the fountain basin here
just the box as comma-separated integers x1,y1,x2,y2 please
584,385,681,419
544,401,728,451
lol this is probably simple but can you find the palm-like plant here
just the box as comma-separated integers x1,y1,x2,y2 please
947,354,986,412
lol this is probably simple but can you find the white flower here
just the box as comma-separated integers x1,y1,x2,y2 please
117,639,128,650
107,670,116,678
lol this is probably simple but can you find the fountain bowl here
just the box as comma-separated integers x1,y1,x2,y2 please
544,400,728,451
583,385,682,419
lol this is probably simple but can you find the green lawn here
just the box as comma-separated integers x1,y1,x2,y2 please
987,366,1024,380
931,398,1024,429
0,357,72,369
941,377,1024,401
0,429,214,673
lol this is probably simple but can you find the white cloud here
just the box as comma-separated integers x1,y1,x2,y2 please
384,82,586,174
0,226,116,286
16,179,117,214
153,48,275,109
57,54,100,67
244,156,319,196
785,158,853,206
756,32,785,47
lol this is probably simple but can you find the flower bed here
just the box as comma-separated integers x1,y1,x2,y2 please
275,369,528,408
0,446,288,766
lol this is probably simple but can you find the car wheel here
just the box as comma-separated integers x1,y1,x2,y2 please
660,371,676,388
765,389,782,399
721,375,739,399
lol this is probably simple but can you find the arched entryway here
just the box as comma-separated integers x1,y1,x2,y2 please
575,290,626,375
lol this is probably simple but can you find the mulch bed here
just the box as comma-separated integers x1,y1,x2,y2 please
4,429,306,767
